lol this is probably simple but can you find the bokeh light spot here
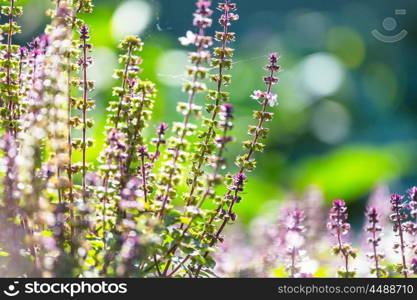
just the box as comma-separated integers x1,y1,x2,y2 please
300,53,344,98
311,100,351,144
111,0,152,41
157,50,188,87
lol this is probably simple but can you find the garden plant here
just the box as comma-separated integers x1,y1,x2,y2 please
0,0,415,279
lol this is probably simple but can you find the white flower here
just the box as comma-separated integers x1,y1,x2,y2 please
265,93,278,107
250,90,264,101
179,30,197,46
250,90,278,107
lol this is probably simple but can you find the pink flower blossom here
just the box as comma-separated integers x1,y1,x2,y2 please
250,90,264,102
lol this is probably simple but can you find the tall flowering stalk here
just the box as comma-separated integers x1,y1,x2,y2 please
155,54,279,277
98,128,128,249
120,78,156,201
20,35,48,136
63,0,93,253
2,133,18,219
101,36,144,190
17,41,47,219
191,103,234,211
284,210,307,278
111,39,142,130
98,37,142,246
182,0,237,209
145,122,169,201
390,193,409,277
158,107,233,274
406,187,417,259
328,199,357,278
114,177,143,276
99,36,150,242
15,29,51,276
408,187,417,221
365,207,386,277
54,1,93,275
15,1,75,276
108,175,160,277
151,122,168,164
156,0,213,219
78,24,93,204
58,15,95,259
0,0,23,136
157,0,237,276
159,104,234,273
41,1,75,276
17,46,28,109
0,133,26,275
190,53,281,277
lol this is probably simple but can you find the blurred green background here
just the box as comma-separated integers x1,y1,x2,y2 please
11,0,417,222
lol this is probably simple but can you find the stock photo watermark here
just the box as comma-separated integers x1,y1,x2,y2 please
372,9,408,43
2,281,128,298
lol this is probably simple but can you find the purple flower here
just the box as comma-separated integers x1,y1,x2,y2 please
333,199,345,208
40,162,55,179
263,75,279,85
30,49,42,59
107,129,126,149
86,172,101,187
366,207,379,224
39,34,49,49
264,52,280,84
407,187,417,218
56,2,71,18
365,207,386,277
196,0,212,9
407,186,417,201
233,173,246,186
290,210,305,227
138,145,147,151
193,0,213,29
79,24,90,40
269,52,278,64
220,104,233,120
389,193,409,277
157,122,168,136
327,199,357,277
283,209,307,277
105,129,128,163
193,14,213,29
411,258,417,274
28,37,40,49
19,47,28,58
121,177,144,203
390,193,404,210
28,34,49,53
328,199,350,236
